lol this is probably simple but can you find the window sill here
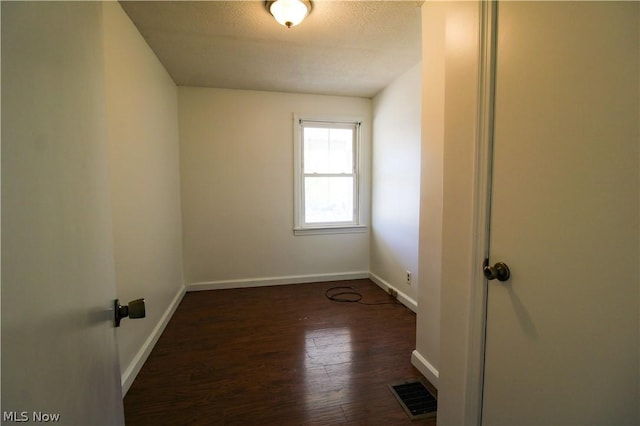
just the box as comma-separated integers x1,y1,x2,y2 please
294,225,368,236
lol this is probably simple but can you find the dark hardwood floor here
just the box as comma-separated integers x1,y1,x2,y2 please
124,279,437,425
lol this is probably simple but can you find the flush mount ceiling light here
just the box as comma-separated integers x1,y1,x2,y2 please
267,0,312,29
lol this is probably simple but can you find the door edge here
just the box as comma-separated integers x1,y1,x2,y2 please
465,0,498,424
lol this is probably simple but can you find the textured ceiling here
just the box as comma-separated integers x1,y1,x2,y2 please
119,1,423,98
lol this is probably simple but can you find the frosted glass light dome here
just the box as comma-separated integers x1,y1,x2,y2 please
269,0,311,28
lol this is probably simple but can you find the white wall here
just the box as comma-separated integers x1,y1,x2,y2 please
370,63,422,305
437,3,482,423
419,2,485,423
102,2,185,394
179,87,371,288
412,1,447,390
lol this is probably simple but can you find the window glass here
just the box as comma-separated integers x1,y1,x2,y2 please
304,176,354,223
303,127,353,174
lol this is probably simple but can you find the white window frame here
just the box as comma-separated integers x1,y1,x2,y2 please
293,115,367,236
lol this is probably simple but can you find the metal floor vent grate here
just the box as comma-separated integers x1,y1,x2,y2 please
389,380,437,420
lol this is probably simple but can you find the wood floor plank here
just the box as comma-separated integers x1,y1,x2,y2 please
124,279,436,425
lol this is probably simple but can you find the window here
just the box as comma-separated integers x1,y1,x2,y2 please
294,116,366,235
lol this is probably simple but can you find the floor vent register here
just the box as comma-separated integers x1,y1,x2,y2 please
389,380,437,420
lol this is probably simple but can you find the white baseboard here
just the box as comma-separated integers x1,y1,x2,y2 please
121,285,186,396
411,350,439,388
368,272,418,313
186,271,370,292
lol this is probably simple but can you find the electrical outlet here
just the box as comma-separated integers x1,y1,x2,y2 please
388,288,398,299
406,270,412,285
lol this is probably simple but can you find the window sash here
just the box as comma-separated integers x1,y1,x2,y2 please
302,126,355,174
303,175,355,224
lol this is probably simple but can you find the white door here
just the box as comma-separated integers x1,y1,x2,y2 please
2,2,125,424
482,2,639,424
